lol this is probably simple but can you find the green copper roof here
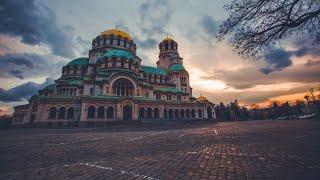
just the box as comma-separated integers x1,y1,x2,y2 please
43,84,55,91
103,49,134,61
141,66,167,75
168,64,185,72
154,87,183,93
67,57,88,66
68,80,83,86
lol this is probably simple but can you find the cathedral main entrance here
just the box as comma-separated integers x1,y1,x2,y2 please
123,103,132,120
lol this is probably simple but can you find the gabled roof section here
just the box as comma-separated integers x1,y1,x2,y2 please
168,63,185,72
141,65,167,75
154,87,184,94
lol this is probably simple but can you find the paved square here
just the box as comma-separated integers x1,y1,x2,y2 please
1,120,320,179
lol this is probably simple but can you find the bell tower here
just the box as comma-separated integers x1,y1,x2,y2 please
157,37,183,70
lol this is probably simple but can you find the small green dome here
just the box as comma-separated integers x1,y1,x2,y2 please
103,49,134,61
67,58,88,66
168,64,185,72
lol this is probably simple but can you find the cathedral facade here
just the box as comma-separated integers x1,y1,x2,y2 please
13,28,215,127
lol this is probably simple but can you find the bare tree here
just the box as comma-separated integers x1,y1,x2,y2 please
218,0,320,58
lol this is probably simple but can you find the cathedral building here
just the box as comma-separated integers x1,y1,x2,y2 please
12,28,215,127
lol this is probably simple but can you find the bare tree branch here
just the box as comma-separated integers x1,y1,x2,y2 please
218,0,320,58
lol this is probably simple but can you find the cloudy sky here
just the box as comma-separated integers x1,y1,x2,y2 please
0,0,319,114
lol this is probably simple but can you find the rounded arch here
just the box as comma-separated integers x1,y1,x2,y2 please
186,109,190,118
87,105,96,119
174,109,179,119
198,109,202,118
110,75,137,90
207,106,213,119
169,109,173,119
191,109,196,118
154,108,159,119
139,107,145,119
180,109,185,119
111,77,135,96
106,106,114,119
67,107,75,119
48,107,57,119
58,107,66,119
97,106,105,119
147,107,153,119
164,109,168,119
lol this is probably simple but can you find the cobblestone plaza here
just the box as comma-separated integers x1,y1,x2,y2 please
1,119,320,179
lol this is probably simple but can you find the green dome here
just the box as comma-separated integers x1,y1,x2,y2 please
103,49,134,61
67,58,88,66
168,64,185,72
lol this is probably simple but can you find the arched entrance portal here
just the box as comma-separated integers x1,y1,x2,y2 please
123,103,132,120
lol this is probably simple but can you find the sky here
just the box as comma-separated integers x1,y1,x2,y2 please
0,0,319,115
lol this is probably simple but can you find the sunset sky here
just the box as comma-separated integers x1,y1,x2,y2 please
0,0,319,115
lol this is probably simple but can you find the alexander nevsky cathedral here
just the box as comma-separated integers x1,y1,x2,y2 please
13,28,216,127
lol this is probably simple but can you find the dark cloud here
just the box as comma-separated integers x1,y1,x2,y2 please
135,38,157,49
138,0,172,37
0,53,65,79
203,62,320,90
305,59,320,67
0,78,54,102
292,36,320,57
200,15,218,37
0,0,75,58
259,49,293,74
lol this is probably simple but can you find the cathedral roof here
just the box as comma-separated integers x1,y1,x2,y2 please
100,28,132,41
67,58,88,66
196,95,209,102
141,65,167,75
42,84,55,91
168,63,185,72
154,87,184,94
103,49,134,61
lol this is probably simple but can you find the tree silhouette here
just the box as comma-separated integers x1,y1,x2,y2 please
218,0,320,57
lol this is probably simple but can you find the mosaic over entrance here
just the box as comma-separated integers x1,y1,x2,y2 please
13,28,215,127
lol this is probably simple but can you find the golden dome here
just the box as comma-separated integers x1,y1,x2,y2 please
163,35,175,42
100,28,132,41
196,95,209,102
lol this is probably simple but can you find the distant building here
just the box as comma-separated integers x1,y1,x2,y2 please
13,28,215,127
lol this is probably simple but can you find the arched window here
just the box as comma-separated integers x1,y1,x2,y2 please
112,58,116,67
121,59,125,68
147,107,153,119
49,107,57,119
207,106,213,119
154,108,159,119
106,106,114,118
198,109,202,118
191,109,196,118
74,66,78,75
67,107,75,119
97,106,105,118
180,109,185,118
139,107,145,119
112,78,134,97
164,109,167,119
169,109,173,119
128,61,132,70
186,109,190,118
174,109,179,119
58,107,66,119
87,106,96,119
